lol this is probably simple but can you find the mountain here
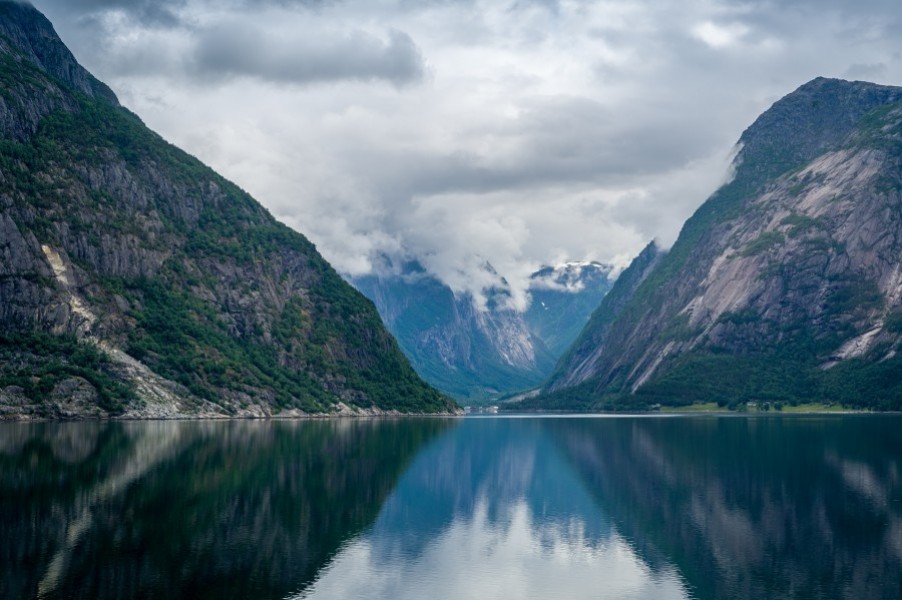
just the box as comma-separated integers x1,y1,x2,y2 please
352,259,614,401
0,1,456,418
534,77,902,411
352,260,554,400
524,261,616,357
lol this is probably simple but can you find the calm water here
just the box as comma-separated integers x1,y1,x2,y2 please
1,415,901,599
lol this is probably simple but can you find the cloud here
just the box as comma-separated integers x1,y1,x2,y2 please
37,0,186,26
27,0,902,308
692,21,750,49
845,62,888,80
33,2,425,87
191,23,425,86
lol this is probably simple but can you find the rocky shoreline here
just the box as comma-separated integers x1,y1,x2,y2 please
0,380,462,421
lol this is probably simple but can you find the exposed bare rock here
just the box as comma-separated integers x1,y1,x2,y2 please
538,78,902,410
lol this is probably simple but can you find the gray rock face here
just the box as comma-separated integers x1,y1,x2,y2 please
524,261,615,358
545,242,662,392
542,78,902,409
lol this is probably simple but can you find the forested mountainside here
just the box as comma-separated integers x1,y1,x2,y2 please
0,1,456,418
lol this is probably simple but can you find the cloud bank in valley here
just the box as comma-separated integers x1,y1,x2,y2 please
30,0,902,308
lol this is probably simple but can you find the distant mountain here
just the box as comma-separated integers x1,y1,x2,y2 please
352,259,614,401
525,261,616,358
532,78,902,411
0,1,456,418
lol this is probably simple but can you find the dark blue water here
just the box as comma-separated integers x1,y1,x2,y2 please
2,415,901,599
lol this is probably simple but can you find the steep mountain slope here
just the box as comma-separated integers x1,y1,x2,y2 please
352,259,614,400
537,78,902,410
0,2,456,418
544,242,664,392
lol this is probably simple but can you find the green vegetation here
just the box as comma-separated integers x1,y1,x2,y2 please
0,333,134,413
122,277,331,412
659,402,723,413
633,352,901,412
716,308,760,326
777,402,849,413
518,350,902,413
510,380,653,413
885,312,902,334
657,313,698,342
0,24,454,415
634,354,820,409
740,231,785,256
781,213,821,237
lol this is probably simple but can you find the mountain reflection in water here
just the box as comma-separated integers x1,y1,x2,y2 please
2,415,901,600
0,419,451,599
546,415,902,599
297,417,688,600
300,416,902,600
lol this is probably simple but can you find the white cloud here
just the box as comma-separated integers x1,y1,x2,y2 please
691,20,750,49
293,499,690,600
29,0,902,307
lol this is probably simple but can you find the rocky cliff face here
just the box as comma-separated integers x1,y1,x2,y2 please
539,78,902,410
0,2,456,418
352,259,614,400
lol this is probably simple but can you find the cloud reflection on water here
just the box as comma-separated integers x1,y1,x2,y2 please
296,417,689,600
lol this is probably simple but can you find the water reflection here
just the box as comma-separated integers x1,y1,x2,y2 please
297,418,690,600
2,415,900,600
300,416,902,600
0,419,451,599
547,416,902,599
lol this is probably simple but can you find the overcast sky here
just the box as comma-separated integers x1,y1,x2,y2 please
30,0,902,308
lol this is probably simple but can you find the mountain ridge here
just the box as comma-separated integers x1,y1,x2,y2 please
0,1,457,419
531,77,902,411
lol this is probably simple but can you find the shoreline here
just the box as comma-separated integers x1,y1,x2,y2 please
0,411,464,423
495,408,883,417
5,406,892,422
0,400,465,422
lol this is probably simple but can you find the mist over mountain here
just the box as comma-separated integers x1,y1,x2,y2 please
352,258,614,401
525,261,617,359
